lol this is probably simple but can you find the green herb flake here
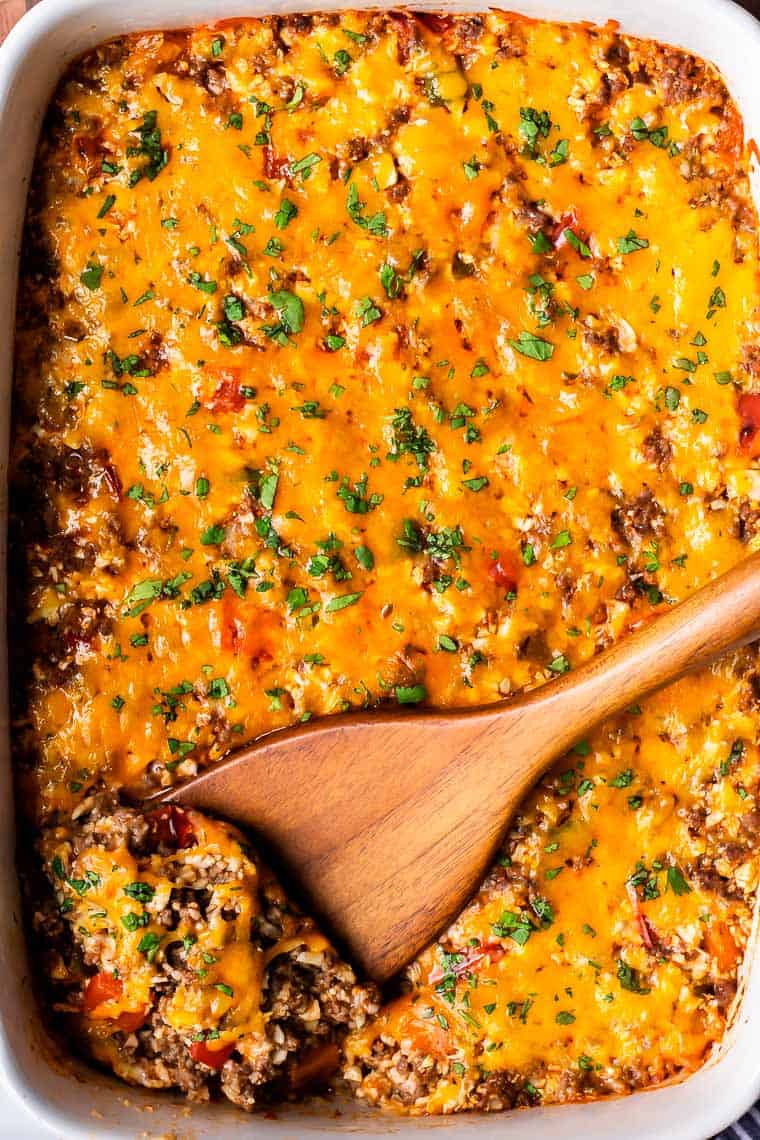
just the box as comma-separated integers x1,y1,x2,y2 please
664,385,681,410
325,591,363,613
80,262,104,291
97,194,116,219
334,49,352,75
291,152,322,180
666,865,691,896
275,198,298,229
266,290,305,338
617,961,650,994
564,229,591,258
138,932,162,962
510,330,554,361
617,230,649,254
355,545,374,570
124,881,155,902
396,684,427,705
200,524,225,546
462,476,489,492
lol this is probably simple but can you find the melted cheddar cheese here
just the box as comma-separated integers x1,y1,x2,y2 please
42,810,275,1047
11,8,760,1116
37,801,364,1102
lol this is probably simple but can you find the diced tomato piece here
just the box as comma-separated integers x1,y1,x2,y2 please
83,972,122,1012
83,974,148,1032
220,590,246,655
626,881,657,952
190,1040,235,1069
704,921,740,971
60,628,100,656
220,593,277,664
487,553,518,592
114,1008,150,1033
72,131,108,179
148,804,196,849
101,461,123,500
221,612,244,655
414,12,453,34
406,1012,451,1056
737,392,760,455
550,208,579,248
263,145,292,181
388,11,422,63
205,366,246,414
428,941,505,984
636,912,657,952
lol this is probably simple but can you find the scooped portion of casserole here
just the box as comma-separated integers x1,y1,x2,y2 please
11,6,759,1118
35,796,379,1107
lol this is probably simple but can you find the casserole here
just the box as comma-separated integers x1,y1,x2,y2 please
1,0,760,1136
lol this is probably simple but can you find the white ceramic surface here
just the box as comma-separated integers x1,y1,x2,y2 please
0,0,758,1136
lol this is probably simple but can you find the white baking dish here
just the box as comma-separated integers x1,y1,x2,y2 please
0,0,758,1135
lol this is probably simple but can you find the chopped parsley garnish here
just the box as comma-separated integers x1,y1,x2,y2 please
387,407,435,469
334,49,352,75
630,117,669,148
664,386,681,410
666,865,691,896
519,106,551,156
127,110,169,185
325,591,363,612
510,330,555,361
347,182,388,236
355,296,382,326
97,194,116,219
200,524,225,546
138,932,162,962
617,230,649,254
616,961,651,994
564,229,591,258
720,738,744,777
80,262,103,291
354,545,374,571
223,294,245,322
189,272,217,294
263,290,304,343
291,152,322,179
395,684,427,705
274,198,298,229
379,262,403,299
491,910,533,945
124,881,155,902
122,572,191,617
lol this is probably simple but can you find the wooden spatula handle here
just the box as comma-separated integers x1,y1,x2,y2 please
505,550,760,773
154,551,760,981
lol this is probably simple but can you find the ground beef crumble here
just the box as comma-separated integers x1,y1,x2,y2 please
34,796,379,1110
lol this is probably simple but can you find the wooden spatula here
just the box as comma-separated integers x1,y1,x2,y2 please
149,552,760,982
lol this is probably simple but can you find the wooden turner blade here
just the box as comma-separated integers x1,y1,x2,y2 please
147,552,760,981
